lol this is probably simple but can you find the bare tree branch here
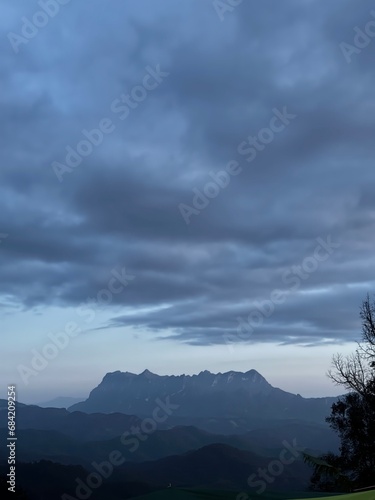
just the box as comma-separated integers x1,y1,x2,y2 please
328,294,375,396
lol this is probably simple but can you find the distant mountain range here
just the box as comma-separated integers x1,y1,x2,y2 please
69,369,337,425
0,369,342,498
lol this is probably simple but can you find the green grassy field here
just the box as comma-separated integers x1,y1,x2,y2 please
294,493,375,500
131,489,375,500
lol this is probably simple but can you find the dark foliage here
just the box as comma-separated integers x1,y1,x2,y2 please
307,295,375,492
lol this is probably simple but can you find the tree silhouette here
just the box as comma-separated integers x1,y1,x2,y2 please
306,295,375,491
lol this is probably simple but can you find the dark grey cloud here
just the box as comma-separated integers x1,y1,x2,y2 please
0,0,374,345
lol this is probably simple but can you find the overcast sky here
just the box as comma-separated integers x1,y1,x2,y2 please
1,0,374,403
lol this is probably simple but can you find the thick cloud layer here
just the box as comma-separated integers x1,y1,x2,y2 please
1,0,375,346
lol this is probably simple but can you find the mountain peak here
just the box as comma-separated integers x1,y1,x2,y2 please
198,370,212,376
140,369,157,378
102,371,136,383
245,369,266,380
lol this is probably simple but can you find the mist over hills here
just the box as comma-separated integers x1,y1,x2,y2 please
0,401,144,441
37,396,84,408
0,419,339,467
